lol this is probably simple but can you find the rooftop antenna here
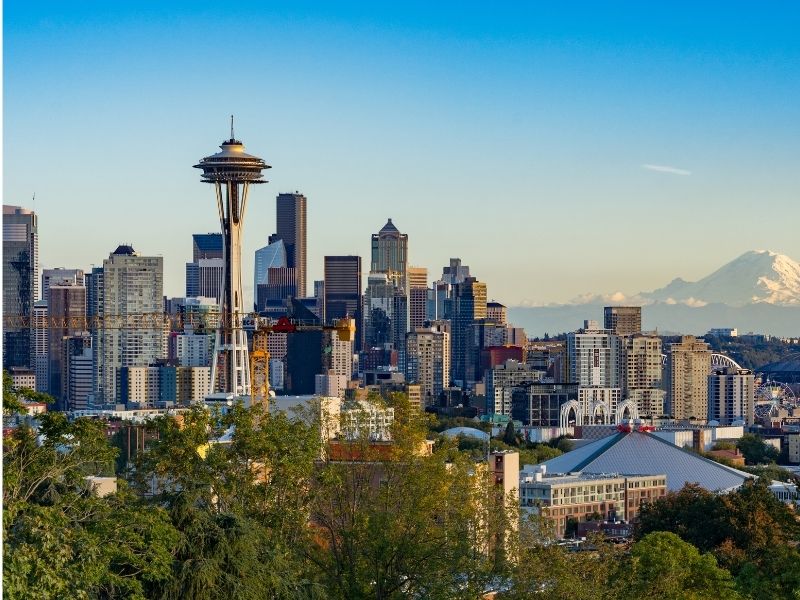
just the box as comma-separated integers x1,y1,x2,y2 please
230,115,235,140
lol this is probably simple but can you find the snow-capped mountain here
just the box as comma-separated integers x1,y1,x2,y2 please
508,251,800,336
642,250,800,307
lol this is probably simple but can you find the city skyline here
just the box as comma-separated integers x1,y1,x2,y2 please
5,2,800,305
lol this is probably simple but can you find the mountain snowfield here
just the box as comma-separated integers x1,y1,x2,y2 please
509,250,800,336
643,250,800,307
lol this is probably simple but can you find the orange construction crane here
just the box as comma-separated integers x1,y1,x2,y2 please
249,316,355,409
5,312,356,409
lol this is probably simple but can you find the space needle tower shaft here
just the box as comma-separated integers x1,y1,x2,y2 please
194,118,270,398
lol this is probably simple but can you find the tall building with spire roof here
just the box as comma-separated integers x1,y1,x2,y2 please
371,218,408,287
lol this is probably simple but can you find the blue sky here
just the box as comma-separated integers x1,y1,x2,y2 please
5,1,800,305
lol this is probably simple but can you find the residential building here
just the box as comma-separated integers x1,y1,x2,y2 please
9,367,36,390
47,283,87,408
41,268,84,301
96,245,164,404
567,321,622,388
708,367,755,425
486,302,507,325
667,336,712,420
315,371,348,399
623,334,665,417
603,306,642,336
486,360,543,416
33,300,48,392
408,266,428,331
405,324,450,407
510,383,579,427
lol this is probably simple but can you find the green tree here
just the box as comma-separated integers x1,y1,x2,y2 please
635,484,730,552
502,534,623,600
307,394,503,599
502,421,517,446
623,532,740,600
737,433,779,465
132,403,324,599
3,412,178,599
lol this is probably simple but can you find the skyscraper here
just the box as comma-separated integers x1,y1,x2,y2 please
405,323,450,407
324,255,362,349
192,233,223,261
450,276,487,386
407,266,428,331
566,321,622,388
96,245,164,404
186,233,224,301
274,192,307,298
3,205,38,369
253,238,287,308
603,306,642,336
667,335,711,421
708,367,754,426
33,300,48,392
371,219,408,286
623,334,665,417
41,268,84,302
47,282,87,409
363,272,408,363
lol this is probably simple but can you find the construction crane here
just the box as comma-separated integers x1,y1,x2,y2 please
6,312,356,409
249,316,355,409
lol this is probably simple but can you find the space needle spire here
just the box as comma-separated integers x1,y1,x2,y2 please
194,122,270,399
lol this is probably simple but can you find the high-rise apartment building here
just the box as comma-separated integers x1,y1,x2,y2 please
3,205,38,369
623,334,665,417
67,343,93,411
33,300,49,392
96,245,164,404
450,277,487,386
322,329,354,379
486,360,542,416
405,323,450,407
407,266,428,331
47,283,87,408
667,335,711,420
708,367,754,426
41,268,84,302
566,321,622,388
274,192,307,298
603,306,642,336
371,219,408,286
487,302,507,325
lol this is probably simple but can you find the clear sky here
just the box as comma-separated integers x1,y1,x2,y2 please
5,1,800,306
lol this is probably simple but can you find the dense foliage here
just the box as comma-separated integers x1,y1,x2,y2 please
4,375,799,599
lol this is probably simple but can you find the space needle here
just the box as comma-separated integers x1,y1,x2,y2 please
194,118,270,399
